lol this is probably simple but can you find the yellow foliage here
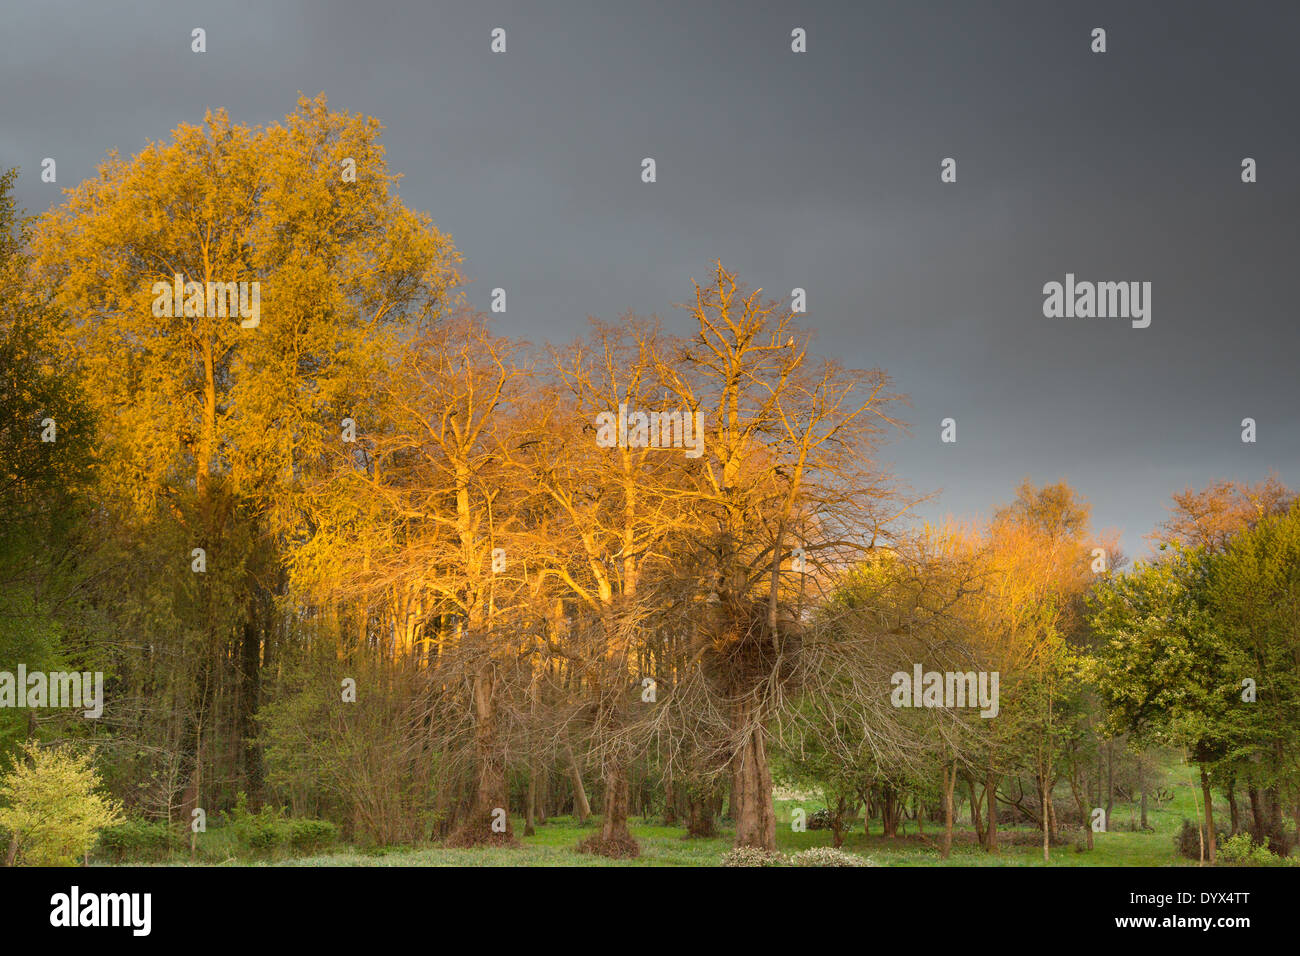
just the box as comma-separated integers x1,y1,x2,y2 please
0,741,123,866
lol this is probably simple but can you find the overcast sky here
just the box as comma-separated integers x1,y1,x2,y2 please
3,0,1297,558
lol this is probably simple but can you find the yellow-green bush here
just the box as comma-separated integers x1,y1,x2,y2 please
0,741,122,866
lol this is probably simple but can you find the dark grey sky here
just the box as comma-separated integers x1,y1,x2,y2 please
4,0,1297,557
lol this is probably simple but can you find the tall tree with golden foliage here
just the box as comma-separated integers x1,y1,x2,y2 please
29,95,461,815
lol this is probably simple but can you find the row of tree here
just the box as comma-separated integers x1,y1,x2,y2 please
1,98,1295,862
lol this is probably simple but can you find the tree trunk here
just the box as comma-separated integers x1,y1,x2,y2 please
1200,767,1217,864
1067,768,1093,850
239,607,263,807
472,667,506,825
1040,772,1051,862
182,768,200,858
1138,754,1149,830
1266,786,1283,846
448,663,512,845
730,699,775,849
965,774,984,845
1104,739,1114,821
941,763,956,858
566,744,591,823
880,784,901,838
984,771,999,852
685,788,716,838
536,766,548,825
1248,785,1265,843
524,766,537,836
598,749,635,850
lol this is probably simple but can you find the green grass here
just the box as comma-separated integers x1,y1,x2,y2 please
154,791,1200,867
111,764,1241,866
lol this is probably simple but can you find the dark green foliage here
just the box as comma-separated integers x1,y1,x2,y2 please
96,819,176,862
1174,818,1228,861
225,794,339,856
806,808,834,830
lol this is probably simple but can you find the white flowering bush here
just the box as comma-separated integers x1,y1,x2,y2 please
789,847,874,867
721,846,788,867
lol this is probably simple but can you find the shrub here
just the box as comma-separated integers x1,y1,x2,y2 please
575,831,640,859
225,794,338,857
790,847,873,867
226,796,288,852
1175,819,1197,859
1175,818,1231,861
0,741,123,866
806,809,834,830
288,819,339,854
1218,833,1279,866
1253,822,1295,858
720,846,787,867
96,819,175,862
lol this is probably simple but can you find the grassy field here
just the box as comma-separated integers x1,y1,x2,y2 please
150,772,1221,867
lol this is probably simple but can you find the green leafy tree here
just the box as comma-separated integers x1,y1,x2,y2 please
0,168,100,760
1204,502,1300,852
1088,549,1245,861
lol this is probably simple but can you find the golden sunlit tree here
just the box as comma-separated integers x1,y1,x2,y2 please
660,263,910,850
516,317,694,856
29,95,461,818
